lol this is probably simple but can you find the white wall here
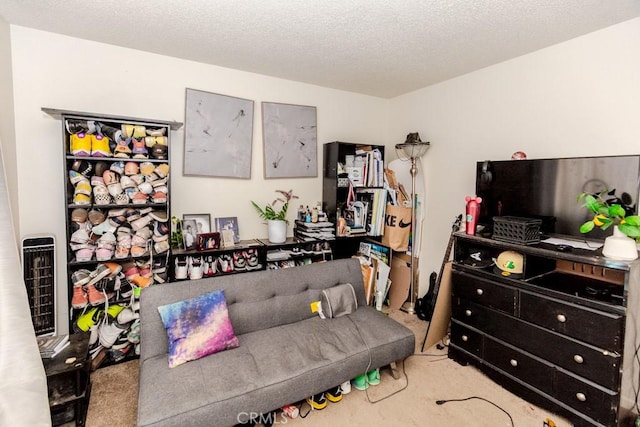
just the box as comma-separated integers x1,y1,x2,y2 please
389,17,640,296
9,26,390,334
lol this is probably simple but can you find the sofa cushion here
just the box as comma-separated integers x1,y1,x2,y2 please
157,290,239,368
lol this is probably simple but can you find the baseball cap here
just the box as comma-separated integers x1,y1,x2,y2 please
493,250,523,279
463,249,492,269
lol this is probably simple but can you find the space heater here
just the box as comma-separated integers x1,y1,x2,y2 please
21,235,56,336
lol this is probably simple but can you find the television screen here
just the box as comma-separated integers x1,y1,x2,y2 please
475,155,640,240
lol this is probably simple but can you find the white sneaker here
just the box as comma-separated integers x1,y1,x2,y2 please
189,256,204,280
340,380,351,394
99,320,127,348
175,257,188,279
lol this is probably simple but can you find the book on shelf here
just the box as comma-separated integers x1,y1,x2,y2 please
37,334,70,358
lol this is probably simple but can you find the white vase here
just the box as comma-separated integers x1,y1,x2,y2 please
602,225,638,261
267,219,287,243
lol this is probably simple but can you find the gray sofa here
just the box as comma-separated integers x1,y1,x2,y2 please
138,258,415,427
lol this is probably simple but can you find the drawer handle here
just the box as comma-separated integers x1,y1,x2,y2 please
462,335,469,342
476,288,484,295
557,314,566,323
510,359,518,367
573,354,584,364
576,392,586,402
465,309,472,317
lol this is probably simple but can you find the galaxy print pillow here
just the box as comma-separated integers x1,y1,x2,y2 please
158,290,239,368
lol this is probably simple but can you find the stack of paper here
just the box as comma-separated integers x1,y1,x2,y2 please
294,221,335,240
37,334,69,359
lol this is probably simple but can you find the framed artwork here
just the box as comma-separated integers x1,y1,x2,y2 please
182,219,197,250
184,88,254,178
183,214,211,236
215,217,240,244
197,232,221,251
261,102,317,178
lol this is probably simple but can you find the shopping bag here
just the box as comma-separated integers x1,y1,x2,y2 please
382,204,412,251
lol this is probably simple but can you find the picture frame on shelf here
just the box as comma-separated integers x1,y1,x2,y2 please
214,217,240,244
197,232,221,251
184,88,254,178
261,102,317,179
183,213,211,235
182,219,197,250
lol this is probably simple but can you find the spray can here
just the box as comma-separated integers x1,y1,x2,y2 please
465,196,482,235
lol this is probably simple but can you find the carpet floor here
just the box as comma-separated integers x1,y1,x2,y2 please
85,310,572,426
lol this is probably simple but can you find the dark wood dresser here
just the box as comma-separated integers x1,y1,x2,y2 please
449,232,640,426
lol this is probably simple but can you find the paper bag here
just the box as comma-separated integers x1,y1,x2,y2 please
382,204,412,251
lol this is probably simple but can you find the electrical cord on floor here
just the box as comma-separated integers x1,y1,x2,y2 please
363,340,450,404
435,396,514,427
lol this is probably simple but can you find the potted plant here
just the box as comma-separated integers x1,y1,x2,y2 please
251,189,298,243
578,190,640,260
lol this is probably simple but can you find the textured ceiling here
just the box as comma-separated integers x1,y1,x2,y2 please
1,0,639,98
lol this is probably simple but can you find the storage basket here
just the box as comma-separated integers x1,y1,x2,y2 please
492,216,542,245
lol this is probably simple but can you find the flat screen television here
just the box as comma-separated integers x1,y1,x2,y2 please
475,155,640,241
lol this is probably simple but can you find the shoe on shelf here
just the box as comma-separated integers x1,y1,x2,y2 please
71,268,92,287
66,119,91,135
325,386,343,403
146,127,166,137
114,138,132,158
233,251,247,271
98,318,128,348
68,170,88,185
127,319,141,344
306,393,327,410
86,283,109,306
71,283,88,309
74,307,103,332
175,257,188,280
154,163,170,178
352,374,369,391
91,134,112,157
367,368,381,386
131,138,148,159
188,256,204,280
150,144,168,160
218,254,234,273
88,263,112,286
70,133,91,156
124,161,139,176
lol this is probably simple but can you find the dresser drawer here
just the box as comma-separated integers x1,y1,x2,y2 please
484,337,554,395
450,320,483,357
555,370,618,426
452,271,517,315
454,300,621,390
520,291,623,351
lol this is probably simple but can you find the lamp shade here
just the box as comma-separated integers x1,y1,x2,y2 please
395,141,430,159
395,132,431,159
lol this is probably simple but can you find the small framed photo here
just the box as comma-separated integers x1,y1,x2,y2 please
183,214,211,235
197,232,221,251
182,219,197,250
214,217,240,244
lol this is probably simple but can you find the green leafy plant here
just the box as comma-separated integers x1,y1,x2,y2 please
251,189,298,224
578,191,640,238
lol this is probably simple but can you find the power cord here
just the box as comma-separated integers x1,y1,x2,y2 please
364,341,450,404
435,396,514,427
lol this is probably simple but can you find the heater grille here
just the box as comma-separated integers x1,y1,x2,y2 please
22,235,56,336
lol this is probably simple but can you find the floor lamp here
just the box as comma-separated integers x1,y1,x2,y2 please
395,133,430,314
